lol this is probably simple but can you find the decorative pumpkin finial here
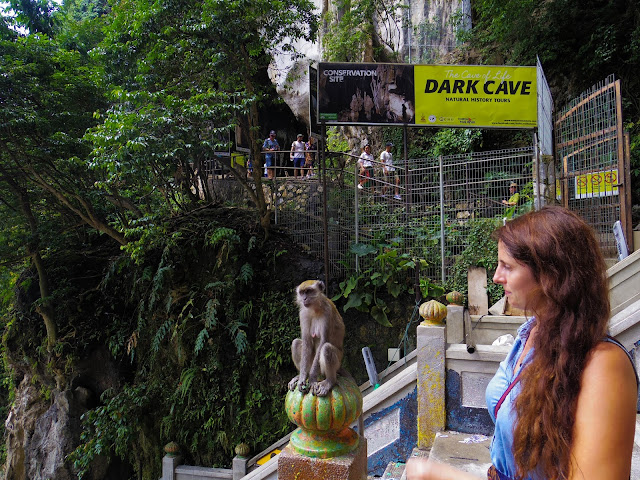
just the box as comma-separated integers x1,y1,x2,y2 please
235,443,250,458
419,300,447,325
164,441,181,457
445,291,465,306
285,375,362,458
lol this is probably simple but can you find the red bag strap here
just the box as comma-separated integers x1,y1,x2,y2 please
494,370,523,418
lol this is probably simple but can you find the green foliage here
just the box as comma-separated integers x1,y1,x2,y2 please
69,384,155,479
322,0,405,62
627,120,640,205
5,0,55,35
322,0,375,62
406,128,484,159
429,129,484,157
66,213,303,478
333,240,427,326
326,126,350,153
468,0,640,203
85,0,319,224
446,217,503,306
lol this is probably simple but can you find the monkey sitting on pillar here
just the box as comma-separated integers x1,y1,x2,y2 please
288,280,345,397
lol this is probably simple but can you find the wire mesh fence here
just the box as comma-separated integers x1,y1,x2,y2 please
271,146,535,285
554,75,629,258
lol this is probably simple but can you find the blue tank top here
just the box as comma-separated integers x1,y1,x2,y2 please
485,317,537,480
485,318,638,480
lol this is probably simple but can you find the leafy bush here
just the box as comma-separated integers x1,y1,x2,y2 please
333,240,442,326
446,217,503,306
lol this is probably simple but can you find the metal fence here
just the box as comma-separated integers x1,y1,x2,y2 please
554,75,632,257
272,146,535,285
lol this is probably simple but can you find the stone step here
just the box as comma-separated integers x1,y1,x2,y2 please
374,460,406,480
399,447,430,480
426,431,491,477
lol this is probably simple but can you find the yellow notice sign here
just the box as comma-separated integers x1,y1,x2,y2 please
414,65,537,128
574,169,619,199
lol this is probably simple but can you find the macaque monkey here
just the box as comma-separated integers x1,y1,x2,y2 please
288,280,345,396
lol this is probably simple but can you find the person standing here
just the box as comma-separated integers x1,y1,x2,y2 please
357,144,374,190
406,206,638,480
501,182,520,219
262,130,279,179
290,133,306,178
502,182,520,206
304,135,316,178
381,142,401,199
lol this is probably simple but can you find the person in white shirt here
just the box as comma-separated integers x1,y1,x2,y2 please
290,134,306,178
357,144,374,190
381,142,401,199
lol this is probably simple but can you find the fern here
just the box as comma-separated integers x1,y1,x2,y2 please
228,321,248,353
149,265,172,313
238,263,253,285
205,281,226,291
194,328,209,356
136,297,146,332
204,299,219,328
151,318,173,355
238,301,253,322
207,227,239,248
163,293,172,314
178,367,198,400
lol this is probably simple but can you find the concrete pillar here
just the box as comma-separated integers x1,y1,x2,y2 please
467,267,488,315
232,456,248,480
277,439,367,480
161,454,181,480
416,323,446,448
446,305,464,344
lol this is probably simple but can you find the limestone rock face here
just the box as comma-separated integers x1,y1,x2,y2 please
268,0,322,127
4,378,90,480
4,347,122,480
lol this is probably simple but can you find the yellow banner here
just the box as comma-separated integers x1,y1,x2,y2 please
574,170,619,199
414,65,537,128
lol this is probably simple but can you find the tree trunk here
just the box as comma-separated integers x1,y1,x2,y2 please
244,83,272,240
7,179,58,350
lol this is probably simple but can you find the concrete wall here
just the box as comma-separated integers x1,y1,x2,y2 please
359,355,418,476
609,248,640,317
445,344,510,435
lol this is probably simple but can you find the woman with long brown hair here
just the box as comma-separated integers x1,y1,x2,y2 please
407,206,637,480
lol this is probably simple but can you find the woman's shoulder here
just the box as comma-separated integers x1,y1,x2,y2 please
570,339,637,478
581,340,637,390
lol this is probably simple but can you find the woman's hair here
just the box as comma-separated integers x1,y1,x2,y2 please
493,206,610,480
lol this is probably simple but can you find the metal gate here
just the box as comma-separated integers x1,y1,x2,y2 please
554,75,632,257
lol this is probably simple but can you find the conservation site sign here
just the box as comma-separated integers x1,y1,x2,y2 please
317,62,537,129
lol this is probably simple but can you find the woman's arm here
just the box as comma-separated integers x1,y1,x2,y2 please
405,458,483,480
569,342,637,479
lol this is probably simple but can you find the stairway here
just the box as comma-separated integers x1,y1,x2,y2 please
372,416,640,480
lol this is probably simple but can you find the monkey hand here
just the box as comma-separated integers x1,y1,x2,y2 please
298,377,311,393
288,375,300,391
312,379,334,397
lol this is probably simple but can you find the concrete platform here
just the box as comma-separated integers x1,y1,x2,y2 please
427,431,491,478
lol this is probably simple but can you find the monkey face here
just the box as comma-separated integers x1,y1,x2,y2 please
297,280,325,308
